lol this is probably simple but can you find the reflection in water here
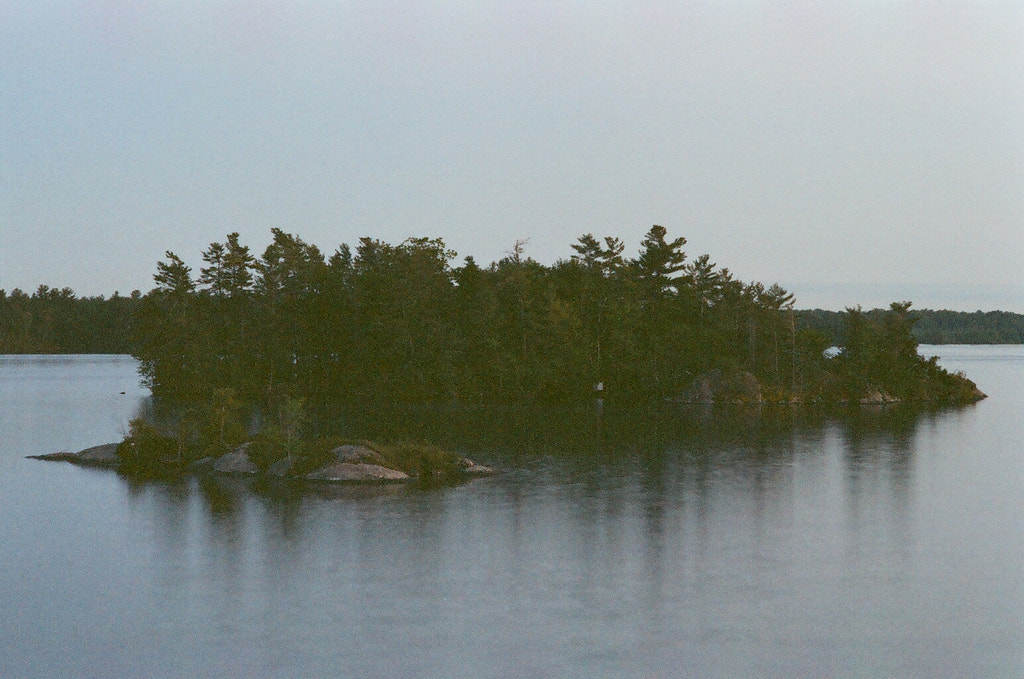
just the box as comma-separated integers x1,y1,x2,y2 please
5,353,1021,677
117,402,945,650
839,407,923,574
116,402,944,611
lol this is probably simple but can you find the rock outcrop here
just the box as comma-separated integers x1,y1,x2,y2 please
331,444,388,466
75,443,121,465
31,438,496,486
212,444,258,475
675,370,763,404
306,462,410,483
28,443,120,467
858,390,900,405
456,456,496,476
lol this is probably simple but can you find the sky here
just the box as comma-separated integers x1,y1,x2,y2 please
2,2,1022,311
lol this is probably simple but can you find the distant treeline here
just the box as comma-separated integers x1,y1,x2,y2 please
0,286,140,354
4,271,1020,360
797,308,1024,346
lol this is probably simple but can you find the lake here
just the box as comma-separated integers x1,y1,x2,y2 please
1,347,1022,678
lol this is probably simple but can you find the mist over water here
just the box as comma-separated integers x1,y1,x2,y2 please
1,349,1021,677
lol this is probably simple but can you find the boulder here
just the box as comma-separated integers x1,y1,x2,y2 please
75,443,120,466
306,462,410,483
859,390,899,405
212,444,258,475
456,457,496,476
189,456,215,473
332,444,388,466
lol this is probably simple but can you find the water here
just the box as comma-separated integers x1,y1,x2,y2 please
0,349,1021,678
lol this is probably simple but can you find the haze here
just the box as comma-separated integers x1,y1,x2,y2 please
2,2,1022,311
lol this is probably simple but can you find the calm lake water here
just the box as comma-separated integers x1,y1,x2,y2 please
1,348,1022,678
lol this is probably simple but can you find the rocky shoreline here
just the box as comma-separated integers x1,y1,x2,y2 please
29,442,496,484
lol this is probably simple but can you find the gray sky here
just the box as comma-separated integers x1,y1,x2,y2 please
2,2,1022,311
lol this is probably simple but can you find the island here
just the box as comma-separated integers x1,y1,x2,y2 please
31,439,495,484
30,226,986,480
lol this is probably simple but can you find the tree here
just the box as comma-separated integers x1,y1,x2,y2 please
198,232,255,298
153,252,195,296
636,225,688,295
253,229,330,401
135,251,208,400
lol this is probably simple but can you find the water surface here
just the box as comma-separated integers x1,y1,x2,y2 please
1,348,1021,677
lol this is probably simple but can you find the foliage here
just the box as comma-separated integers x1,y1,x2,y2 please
828,302,984,403
127,228,983,413
198,388,248,457
246,395,311,471
379,442,465,479
0,286,140,354
116,417,178,476
797,308,1024,345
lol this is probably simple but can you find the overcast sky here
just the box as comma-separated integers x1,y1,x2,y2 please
2,2,1022,311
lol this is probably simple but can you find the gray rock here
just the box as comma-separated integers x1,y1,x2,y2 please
455,457,495,475
212,444,258,475
28,443,120,467
76,443,120,466
461,462,496,476
189,456,215,473
859,390,899,405
27,451,81,462
306,462,410,483
332,444,388,466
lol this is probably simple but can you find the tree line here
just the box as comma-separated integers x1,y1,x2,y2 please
0,286,140,354
797,308,1024,345
126,227,980,413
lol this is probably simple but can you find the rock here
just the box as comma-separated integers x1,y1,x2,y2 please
266,456,297,477
27,451,81,462
677,369,722,403
675,370,763,404
189,456,215,473
332,444,388,466
457,457,496,476
75,443,120,466
306,462,410,483
28,443,120,467
859,390,899,405
212,444,258,475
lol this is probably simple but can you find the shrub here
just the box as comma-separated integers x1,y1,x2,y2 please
117,417,178,476
380,442,463,479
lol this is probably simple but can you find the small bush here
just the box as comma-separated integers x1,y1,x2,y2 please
380,442,462,478
117,418,178,476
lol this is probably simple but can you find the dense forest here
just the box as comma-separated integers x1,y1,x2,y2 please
5,285,1017,358
798,308,1024,345
120,227,981,416
0,286,139,353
